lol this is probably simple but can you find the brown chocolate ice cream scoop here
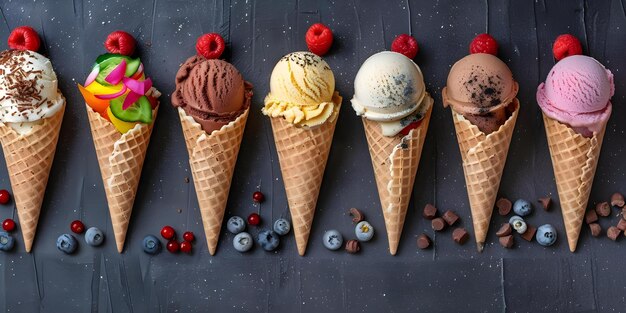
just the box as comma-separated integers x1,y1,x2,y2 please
172,56,252,133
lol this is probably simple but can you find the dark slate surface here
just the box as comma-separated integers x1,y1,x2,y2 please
0,0,624,312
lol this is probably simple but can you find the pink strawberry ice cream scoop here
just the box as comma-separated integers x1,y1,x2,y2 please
537,55,614,137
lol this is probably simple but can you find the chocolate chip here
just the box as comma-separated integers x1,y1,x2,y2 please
611,192,625,208
184,177,190,183
417,234,431,249
499,235,514,248
423,204,438,220
607,226,621,241
585,210,599,224
349,208,363,223
538,197,552,211
589,223,602,237
617,219,626,232
521,225,537,242
596,202,611,217
431,218,446,231
345,240,360,253
452,228,469,245
495,223,512,237
442,210,459,226
496,198,512,216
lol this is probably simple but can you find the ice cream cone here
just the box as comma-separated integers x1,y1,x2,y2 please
451,100,519,252
0,102,65,252
86,103,157,253
269,93,341,256
362,100,433,255
178,107,248,255
542,113,606,252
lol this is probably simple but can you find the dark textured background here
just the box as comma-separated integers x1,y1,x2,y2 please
0,0,624,312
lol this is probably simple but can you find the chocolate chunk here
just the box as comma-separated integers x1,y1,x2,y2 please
521,225,537,242
452,228,469,245
538,197,552,211
184,177,190,183
611,192,625,208
607,226,621,241
499,235,514,248
431,218,446,231
496,198,512,216
622,208,626,220
589,223,602,237
617,218,626,232
495,223,512,237
417,234,431,249
442,210,459,226
423,204,438,220
345,240,360,253
585,210,599,224
596,202,611,217
349,208,364,223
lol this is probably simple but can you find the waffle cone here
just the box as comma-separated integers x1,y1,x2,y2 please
362,99,433,255
542,113,605,252
86,104,157,253
0,102,65,252
269,93,342,256
178,108,248,255
451,100,519,252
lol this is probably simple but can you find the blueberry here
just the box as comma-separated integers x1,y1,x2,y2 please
323,230,343,250
509,216,527,234
257,230,280,251
56,234,77,254
513,199,533,216
0,231,14,251
355,221,374,241
142,235,161,254
233,232,253,252
85,227,104,246
273,218,291,236
536,224,557,246
227,216,246,234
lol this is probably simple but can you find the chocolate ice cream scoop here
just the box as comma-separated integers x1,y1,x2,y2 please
172,56,252,133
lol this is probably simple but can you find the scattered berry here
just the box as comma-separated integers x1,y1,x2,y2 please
273,218,291,236
160,226,175,240
195,33,225,59
305,23,333,56
166,240,180,253
552,34,582,61
247,213,261,226
509,216,527,234
142,235,161,255
104,31,136,56
0,190,10,204
233,232,253,252
322,230,343,250
257,230,280,251
355,221,374,242
469,33,498,55
183,231,195,242
56,234,77,254
391,34,419,59
85,227,104,246
2,219,15,232
70,220,85,234
7,26,41,51
252,191,265,203
513,199,533,217
227,216,246,234
536,224,557,246
180,241,192,254
0,231,14,251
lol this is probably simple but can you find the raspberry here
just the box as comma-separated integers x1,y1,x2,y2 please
305,23,333,56
195,33,225,59
391,34,419,59
104,31,136,56
552,34,582,61
469,33,498,55
7,26,41,52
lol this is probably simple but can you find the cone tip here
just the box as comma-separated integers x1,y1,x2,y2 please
477,242,485,253
116,241,125,253
208,244,217,256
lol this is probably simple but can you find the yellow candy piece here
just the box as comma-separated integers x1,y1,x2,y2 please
86,81,124,95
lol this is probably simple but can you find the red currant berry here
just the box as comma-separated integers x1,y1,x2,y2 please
166,240,180,253
70,220,85,234
0,189,10,204
161,226,176,240
2,219,15,232
183,231,195,242
247,213,261,226
180,241,192,253
252,191,265,203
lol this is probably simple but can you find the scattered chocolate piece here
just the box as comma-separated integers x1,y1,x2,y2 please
585,210,599,224
442,210,459,226
617,218,626,232
611,192,625,208
589,223,602,237
452,228,469,245
496,198,512,216
423,204,438,220
622,208,626,220
417,234,431,249
521,225,537,242
184,177,190,183
495,223,512,237
607,226,621,241
596,202,611,217
431,217,446,231
349,208,363,223
499,235,514,248
345,240,360,253
538,197,551,211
